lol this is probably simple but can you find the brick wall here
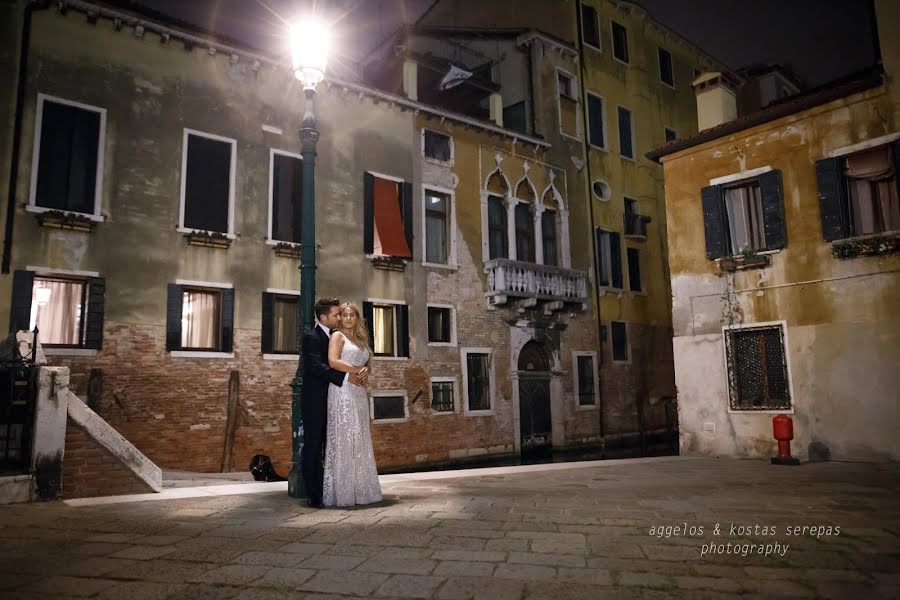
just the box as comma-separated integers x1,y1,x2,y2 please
62,418,156,499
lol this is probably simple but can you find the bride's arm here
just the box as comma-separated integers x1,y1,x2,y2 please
328,333,363,373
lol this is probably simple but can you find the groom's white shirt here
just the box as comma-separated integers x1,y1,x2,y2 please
317,321,349,384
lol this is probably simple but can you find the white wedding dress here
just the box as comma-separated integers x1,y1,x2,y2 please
322,334,383,507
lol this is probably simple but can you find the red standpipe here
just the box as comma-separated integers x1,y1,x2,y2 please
771,414,800,465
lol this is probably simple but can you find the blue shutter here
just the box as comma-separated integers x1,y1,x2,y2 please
759,170,787,249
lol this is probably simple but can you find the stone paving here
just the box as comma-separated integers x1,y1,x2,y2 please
1,456,899,599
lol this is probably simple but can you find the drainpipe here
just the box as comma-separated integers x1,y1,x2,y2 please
3,0,49,274
574,1,605,443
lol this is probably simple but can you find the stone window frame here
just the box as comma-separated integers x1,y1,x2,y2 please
460,346,495,417
28,93,107,223
609,321,631,365
262,287,300,360
658,46,675,89
171,278,234,359
421,128,455,166
723,320,796,415
610,20,629,65
555,66,582,142
426,302,457,347
366,297,409,361
429,376,458,416
585,90,608,152
25,265,101,357
265,148,303,249
580,2,602,51
421,184,458,270
370,389,409,424
178,128,237,240
616,104,636,161
572,351,599,410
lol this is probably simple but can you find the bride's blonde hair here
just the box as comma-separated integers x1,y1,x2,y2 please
338,302,371,351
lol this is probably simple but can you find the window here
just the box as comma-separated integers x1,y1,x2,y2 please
701,170,786,259
595,229,622,289
427,305,454,344
658,47,674,87
166,282,234,354
488,195,508,259
372,393,407,421
463,350,492,413
581,4,600,49
611,322,628,362
542,210,558,267
611,21,628,63
30,95,106,218
627,247,642,292
617,106,634,159
515,203,535,262
665,127,677,142
587,93,606,149
815,141,900,240
425,189,450,264
573,353,598,406
269,150,302,243
363,301,409,358
180,130,235,235
557,70,578,137
11,271,105,350
423,130,452,163
262,291,298,354
364,173,412,258
724,324,791,411
624,197,647,237
431,379,455,413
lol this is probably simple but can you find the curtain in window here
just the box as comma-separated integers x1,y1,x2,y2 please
30,279,83,345
845,147,900,235
724,184,764,254
373,306,394,355
425,193,448,263
273,298,298,353
182,290,219,349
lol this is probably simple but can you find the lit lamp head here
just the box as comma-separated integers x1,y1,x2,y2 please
289,19,330,90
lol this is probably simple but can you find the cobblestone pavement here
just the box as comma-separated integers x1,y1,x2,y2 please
2,456,899,599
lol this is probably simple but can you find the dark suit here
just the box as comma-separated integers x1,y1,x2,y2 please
300,325,345,505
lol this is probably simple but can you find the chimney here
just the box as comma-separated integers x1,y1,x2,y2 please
692,71,741,131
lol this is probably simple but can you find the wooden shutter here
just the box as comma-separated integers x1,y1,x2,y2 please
627,248,641,292
397,304,409,358
9,270,34,333
759,169,787,249
815,157,849,241
363,172,374,253
891,141,900,200
594,229,608,287
362,301,374,348
220,288,235,353
609,231,622,289
184,134,231,233
701,184,727,259
261,292,274,354
165,284,183,351
401,181,414,259
84,277,105,350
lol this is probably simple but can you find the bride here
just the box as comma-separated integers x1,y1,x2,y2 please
322,302,383,507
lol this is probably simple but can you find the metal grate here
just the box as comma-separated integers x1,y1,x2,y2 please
725,325,791,411
431,382,454,413
1,330,39,473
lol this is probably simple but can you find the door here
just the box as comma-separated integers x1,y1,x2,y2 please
519,374,551,450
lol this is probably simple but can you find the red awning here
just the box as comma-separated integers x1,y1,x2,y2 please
374,178,411,257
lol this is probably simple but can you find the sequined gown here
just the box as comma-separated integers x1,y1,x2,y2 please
323,335,383,507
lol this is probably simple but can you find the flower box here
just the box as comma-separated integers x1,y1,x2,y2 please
273,243,301,259
717,253,771,273
185,231,232,249
831,233,899,259
36,210,94,232
371,255,408,272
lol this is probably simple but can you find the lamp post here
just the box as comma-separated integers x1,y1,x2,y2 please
287,20,329,499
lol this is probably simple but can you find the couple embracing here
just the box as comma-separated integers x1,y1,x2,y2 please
300,298,383,508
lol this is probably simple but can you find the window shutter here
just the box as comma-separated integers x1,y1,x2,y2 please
397,304,409,358
84,277,105,350
594,229,608,286
363,172,374,253
701,184,727,259
401,181,414,259
891,141,900,200
814,157,849,241
759,169,787,250
220,288,235,353
609,231,622,289
9,270,35,333
362,301,374,348
261,292,274,354
166,284,183,351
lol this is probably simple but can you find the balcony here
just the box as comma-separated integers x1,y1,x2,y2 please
485,259,588,307
624,212,651,239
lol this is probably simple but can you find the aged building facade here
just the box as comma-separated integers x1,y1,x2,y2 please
648,0,899,461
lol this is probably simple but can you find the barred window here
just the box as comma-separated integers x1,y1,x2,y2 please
725,325,791,411
431,380,454,413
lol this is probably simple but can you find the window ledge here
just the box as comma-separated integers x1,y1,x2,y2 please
727,407,795,415
559,131,582,144
464,410,494,417
421,261,458,271
427,342,457,348
373,356,409,362
423,157,454,168
170,351,235,359
716,254,772,273
44,348,98,357
831,232,899,260
27,205,105,222
370,255,410,271
373,417,409,424
576,403,599,411
628,290,648,297
267,240,301,258
430,410,458,416
31,208,101,232
263,353,299,361
180,228,234,249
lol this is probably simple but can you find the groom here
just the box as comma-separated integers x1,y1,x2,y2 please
300,298,366,508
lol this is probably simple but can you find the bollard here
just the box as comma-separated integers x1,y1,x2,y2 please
771,414,800,465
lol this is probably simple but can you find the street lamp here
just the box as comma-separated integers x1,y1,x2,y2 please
287,19,330,499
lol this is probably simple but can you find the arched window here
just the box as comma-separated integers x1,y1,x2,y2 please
541,187,558,266
515,202,535,262
486,171,509,260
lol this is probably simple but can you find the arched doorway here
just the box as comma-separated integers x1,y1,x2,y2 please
517,340,553,454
